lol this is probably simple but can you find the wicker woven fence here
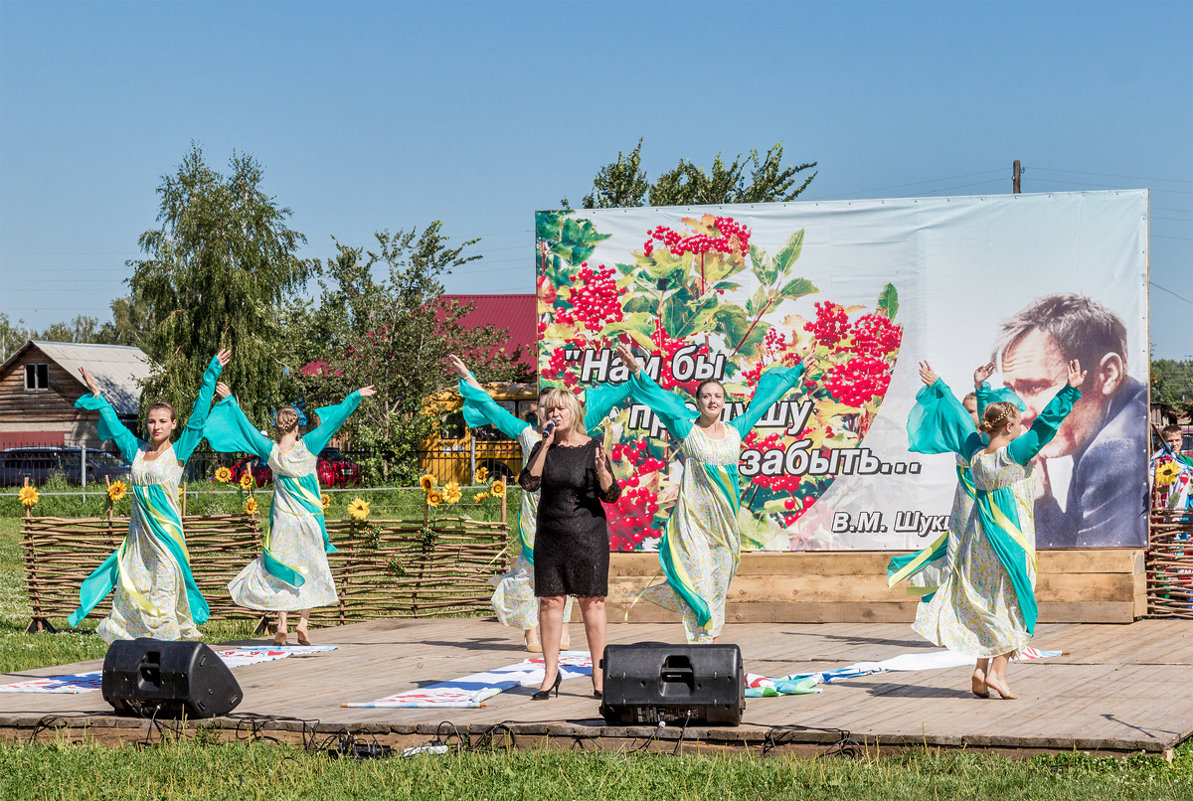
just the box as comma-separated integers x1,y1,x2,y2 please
1146,506,1193,619
20,501,511,632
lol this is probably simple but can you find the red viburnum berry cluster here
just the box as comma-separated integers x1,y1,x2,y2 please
643,217,751,258
552,264,624,333
607,438,664,551
849,313,903,357
804,301,851,347
781,496,818,527
741,432,803,494
824,353,893,406
740,329,793,387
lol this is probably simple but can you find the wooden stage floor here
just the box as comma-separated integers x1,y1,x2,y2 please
2,618,1191,756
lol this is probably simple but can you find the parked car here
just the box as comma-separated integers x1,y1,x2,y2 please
227,448,362,489
0,447,131,486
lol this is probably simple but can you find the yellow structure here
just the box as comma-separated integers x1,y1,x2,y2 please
420,382,537,485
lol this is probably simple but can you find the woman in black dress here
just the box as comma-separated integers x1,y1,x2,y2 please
519,387,620,699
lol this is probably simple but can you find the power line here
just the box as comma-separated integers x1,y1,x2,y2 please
1031,167,1193,186
1151,282,1193,306
814,169,1006,199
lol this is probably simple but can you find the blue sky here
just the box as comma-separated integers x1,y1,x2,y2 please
1,0,1190,358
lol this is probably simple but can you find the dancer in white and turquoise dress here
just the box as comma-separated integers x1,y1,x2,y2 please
205,383,375,645
448,354,630,652
888,361,1025,604
911,359,1084,699
615,343,806,644
68,350,230,643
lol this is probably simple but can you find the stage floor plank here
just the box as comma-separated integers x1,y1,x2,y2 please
2,618,1190,754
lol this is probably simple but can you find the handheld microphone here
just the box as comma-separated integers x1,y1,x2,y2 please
542,421,555,439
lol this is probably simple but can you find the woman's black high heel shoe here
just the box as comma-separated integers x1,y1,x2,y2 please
592,690,603,699
531,673,561,700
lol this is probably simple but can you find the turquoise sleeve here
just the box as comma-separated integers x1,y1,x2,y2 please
907,377,976,456
458,380,531,440
204,397,274,460
1008,384,1081,465
975,381,1027,421
627,371,695,441
729,363,805,437
73,394,142,463
583,380,633,435
175,354,224,463
304,391,363,454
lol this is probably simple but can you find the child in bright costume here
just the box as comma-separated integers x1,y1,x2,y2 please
614,343,805,644
448,355,630,652
910,359,1085,699
68,350,230,643
1150,425,1193,514
205,383,375,645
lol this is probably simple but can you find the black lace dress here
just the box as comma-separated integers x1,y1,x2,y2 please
518,437,621,598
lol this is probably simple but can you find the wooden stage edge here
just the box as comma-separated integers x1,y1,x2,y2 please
2,617,1191,757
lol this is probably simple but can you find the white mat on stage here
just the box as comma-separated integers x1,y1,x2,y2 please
0,645,337,694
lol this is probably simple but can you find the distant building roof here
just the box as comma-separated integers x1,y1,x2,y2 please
0,341,152,416
440,294,536,369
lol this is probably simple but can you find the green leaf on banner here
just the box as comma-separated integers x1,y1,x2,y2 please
877,283,899,321
775,229,805,273
779,277,818,301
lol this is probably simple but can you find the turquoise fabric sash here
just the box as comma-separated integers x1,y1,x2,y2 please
68,483,209,627
656,461,741,629
264,474,336,587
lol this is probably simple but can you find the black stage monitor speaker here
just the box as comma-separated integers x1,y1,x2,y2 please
599,642,744,726
102,638,242,718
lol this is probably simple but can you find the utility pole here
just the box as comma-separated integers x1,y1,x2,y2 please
1013,160,1022,194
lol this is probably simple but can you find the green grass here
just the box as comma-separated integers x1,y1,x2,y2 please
0,740,1190,801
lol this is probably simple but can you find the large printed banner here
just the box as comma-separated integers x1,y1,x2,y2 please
535,191,1149,551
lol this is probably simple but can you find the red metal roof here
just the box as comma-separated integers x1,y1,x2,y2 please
440,294,536,369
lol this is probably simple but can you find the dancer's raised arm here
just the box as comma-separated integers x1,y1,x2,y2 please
305,386,375,454
907,361,983,457
74,366,142,462
205,382,273,460
614,343,697,441
1007,360,1084,465
726,361,806,437
174,349,230,463
453,354,533,440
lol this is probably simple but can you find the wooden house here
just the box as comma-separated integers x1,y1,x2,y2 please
0,341,151,449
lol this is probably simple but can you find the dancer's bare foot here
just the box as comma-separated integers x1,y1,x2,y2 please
971,668,990,698
983,675,1018,699
295,627,311,646
525,627,542,654
273,631,287,647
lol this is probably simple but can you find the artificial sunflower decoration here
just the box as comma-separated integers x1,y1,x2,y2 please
239,472,254,491
214,466,232,484
490,479,506,498
419,474,436,492
348,497,370,521
473,466,489,484
107,481,128,502
244,497,259,515
443,481,462,505
426,490,443,507
474,492,489,503
321,493,331,511
1156,461,1180,486
18,486,39,508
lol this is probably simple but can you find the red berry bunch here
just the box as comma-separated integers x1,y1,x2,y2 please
804,301,851,347
647,217,751,257
607,438,665,551
849,313,902,357
552,264,625,333
824,353,893,406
